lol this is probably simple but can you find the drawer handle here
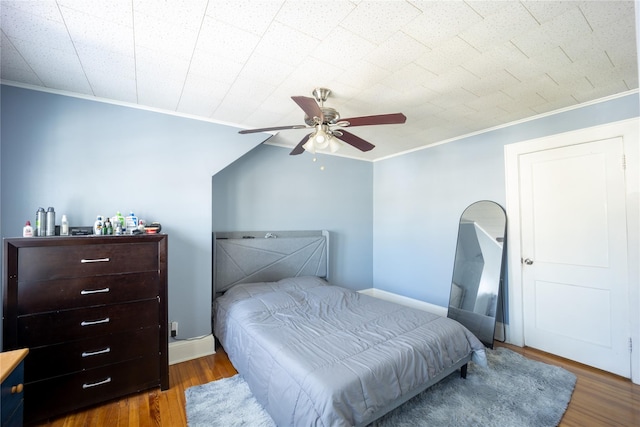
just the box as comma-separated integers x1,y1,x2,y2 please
81,317,110,326
11,383,24,394
82,377,112,389
81,258,110,263
82,347,111,357
81,287,110,295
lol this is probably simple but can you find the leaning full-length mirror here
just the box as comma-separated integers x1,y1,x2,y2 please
447,201,506,348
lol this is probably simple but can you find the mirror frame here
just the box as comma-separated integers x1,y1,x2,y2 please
447,200,507,348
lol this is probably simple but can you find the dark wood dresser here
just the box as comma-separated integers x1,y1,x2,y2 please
2,234,168,424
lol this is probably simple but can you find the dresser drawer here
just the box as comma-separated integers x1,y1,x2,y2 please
17,242,159,282
25,327,159,382
17,299,159,347
24,356,160,424
17,272,159,314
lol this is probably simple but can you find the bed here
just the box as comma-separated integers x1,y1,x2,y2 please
212,231,486,427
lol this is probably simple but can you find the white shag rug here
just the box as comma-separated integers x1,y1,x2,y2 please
185,347,576,427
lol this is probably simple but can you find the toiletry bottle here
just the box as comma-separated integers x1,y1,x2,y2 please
45,207,56,236
23,221,33,237
35,207,45,236
60,215,69,236
126,212,138,234
94,215,103,235
115,211,125,229
114,220,122,235
104,218,113,235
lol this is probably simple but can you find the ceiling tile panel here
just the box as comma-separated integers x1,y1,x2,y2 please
133,0,207,29
415,36,480,75
335,60,392,90
404,1,482,48
7,37,91,92
464,70,521,98
205,0,283,37
134,13,199,61
252,21,320,67
310,26,377,68
461,42,528,78
578,0,635,29
0,62,42,86
59,7,134,56
275,0,356,40
187,53,245,86
570,80,634,103
136,77,183,110
0,32,42,82
135,46,190,83
339,0,422,45
382,63,437,93
74,41,135,79
288,57,345,89
529,95,581,114
58,0,133,26
425,86,480,109
237,53,294,87
422,66,481,94
459,1,539,52
88,74,137,103
1,3,74,52
1,0,63,22
196,16,261,63
539,6,594,47
599,37,637,70
365,31,429,72
177,80,225,118
520,1,576,24
510,25,557,59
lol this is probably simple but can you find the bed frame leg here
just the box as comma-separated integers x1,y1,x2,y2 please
460,363,468,379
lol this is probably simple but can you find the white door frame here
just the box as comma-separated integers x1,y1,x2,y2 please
504,118,640,384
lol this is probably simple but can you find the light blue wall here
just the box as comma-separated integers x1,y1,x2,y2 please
2,84,638,344
373,92,640,309
212,144,374,289
0,85,265,344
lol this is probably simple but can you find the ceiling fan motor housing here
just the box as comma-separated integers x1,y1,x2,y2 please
304,107,340,126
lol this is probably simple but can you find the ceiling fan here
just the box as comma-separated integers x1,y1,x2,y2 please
238,88,407,155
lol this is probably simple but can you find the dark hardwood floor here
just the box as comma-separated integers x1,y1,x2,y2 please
33,343,640,426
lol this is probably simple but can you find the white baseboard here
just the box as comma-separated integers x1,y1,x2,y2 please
358,288,448,317
169,334,216,365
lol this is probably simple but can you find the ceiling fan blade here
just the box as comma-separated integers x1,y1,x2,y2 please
333,130,375,152
340,113,406,127
290,133,312,155
291,96,324,123
238,124,307,134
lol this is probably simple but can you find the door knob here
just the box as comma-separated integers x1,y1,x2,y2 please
523,258,534,265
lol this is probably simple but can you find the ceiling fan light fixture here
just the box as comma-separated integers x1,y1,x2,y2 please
304,125,333,153
302,138,316,154
313,129,330,149
328,137,342,153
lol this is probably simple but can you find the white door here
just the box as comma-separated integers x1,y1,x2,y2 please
519,137,630,377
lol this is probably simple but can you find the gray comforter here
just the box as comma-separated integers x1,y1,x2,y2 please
214,276,486,427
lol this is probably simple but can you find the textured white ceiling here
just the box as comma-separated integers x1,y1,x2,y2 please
1,0,637,160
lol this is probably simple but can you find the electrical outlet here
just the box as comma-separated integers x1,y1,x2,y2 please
171,321,178,338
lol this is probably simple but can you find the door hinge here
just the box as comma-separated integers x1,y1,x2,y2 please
629,337,633,352
621,154,627,170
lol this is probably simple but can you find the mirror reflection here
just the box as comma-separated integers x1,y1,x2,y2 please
447,201,506,348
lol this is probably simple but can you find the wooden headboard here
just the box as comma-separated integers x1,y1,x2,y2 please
213,230,329,294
